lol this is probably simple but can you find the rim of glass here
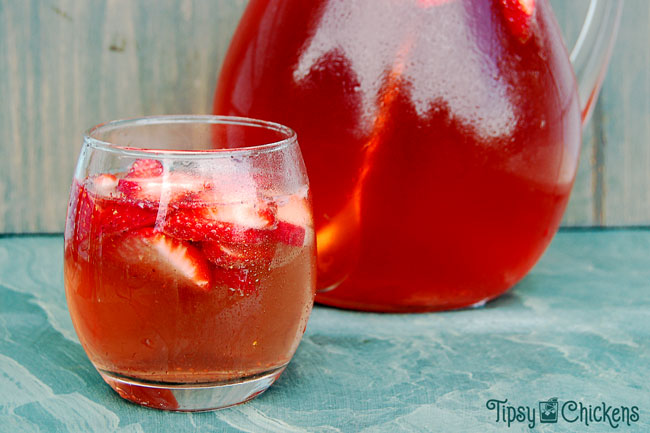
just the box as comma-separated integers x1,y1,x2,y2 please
83,115,298,159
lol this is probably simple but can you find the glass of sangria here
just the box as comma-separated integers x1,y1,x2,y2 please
64,115,316,411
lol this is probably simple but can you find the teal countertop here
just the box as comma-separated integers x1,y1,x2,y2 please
1,231,649,432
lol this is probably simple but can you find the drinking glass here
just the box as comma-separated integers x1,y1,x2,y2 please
64,115,316,411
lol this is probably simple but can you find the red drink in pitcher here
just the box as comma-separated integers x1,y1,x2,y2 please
215,0,581,311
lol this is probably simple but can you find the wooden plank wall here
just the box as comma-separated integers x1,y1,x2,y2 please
553,0,650,227
0,0,648,233
0,0,248,233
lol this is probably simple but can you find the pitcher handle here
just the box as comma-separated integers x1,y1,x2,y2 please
568,0,624,124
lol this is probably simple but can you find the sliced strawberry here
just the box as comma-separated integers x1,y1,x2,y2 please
95,197,158,235
69,179,159,260
116,178,143,199
65,181,82,247
273,195,310,246
217,200,277,229
107,228,212,292
268,197,313,267
499,0,535,42
70,184,95,260
273,221,305,247
126,159,163,178
117,172,210,204
213,267,259,294
159,206,226,241
202,241,227,264
159,201,276,244
91,174,119,197
202,241,275,269
70,175,120,248
276,194,310,226
76,187,94,238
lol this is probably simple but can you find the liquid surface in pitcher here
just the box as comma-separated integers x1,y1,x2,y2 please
215,0,581,311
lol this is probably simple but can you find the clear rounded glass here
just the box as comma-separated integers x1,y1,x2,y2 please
64,115,316,411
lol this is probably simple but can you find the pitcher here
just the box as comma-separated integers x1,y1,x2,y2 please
214,0,622,311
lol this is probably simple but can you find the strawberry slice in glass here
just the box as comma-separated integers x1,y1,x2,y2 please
105,227,212,292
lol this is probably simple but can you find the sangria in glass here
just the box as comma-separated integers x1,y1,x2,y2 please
64,115,316,411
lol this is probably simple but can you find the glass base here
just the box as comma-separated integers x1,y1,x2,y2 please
98,366,286,412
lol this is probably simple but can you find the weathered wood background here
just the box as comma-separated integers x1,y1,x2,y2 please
0,0,648,233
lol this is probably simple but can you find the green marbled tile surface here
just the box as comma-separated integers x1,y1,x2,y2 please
0,231,648,432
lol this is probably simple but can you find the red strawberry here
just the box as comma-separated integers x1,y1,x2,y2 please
65,181,82,247
117,172,210,204
217,200,277,229
202,241,275,269
91,174,119,196
273,195,310,246
95,197,158,235
274,221,306,247
159,206,221,241
160,201,276,244
70,184,96,260
213,267,259,294
106,228,212,292
201,241,227,264
127,159,163,178
116,179,143,199
68,179,158,261
499,0,535,41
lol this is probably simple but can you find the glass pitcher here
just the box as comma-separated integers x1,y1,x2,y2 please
214,0,623,312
